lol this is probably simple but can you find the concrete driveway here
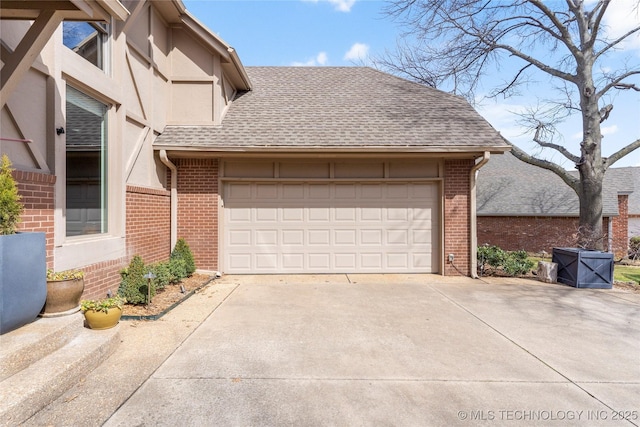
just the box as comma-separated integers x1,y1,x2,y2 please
104,275,640,426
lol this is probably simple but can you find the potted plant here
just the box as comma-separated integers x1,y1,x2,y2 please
81,296,126,330
0,155,47,334
40,269,85,317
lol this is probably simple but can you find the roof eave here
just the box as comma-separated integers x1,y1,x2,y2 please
153,145,512,154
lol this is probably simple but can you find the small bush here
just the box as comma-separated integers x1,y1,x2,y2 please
0,155,24,235
118,255,155,304
171,238,196,276
169,258,188,282
478,245,506,269
149,261,173,291
502,250,534,276
478,245,534,277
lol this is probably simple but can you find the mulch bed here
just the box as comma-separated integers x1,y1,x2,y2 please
121,273,215,318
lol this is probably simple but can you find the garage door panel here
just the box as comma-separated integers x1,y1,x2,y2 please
223,182,438,273
229,230,251,245
387,253,409,268
361,229,382,245
308,230,330,245
361,207,382,221
256,208,277,222
281,230,303,245
256,253,277,269
256,184,278,199
309,253,330,269
335,184,356,198
283,254,304,269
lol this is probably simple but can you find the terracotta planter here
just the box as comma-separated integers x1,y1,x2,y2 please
83,307,123,330
40,278,85,317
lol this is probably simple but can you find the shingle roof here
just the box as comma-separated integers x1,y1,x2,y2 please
154,67,510,152
477,151,636,217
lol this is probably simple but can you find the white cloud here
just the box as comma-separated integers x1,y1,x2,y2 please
291,52,329,67
344,42,370,62
303,0,356,12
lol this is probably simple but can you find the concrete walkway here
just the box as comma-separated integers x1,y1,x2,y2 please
26,275,640,426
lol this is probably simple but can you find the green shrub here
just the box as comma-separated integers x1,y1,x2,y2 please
477,245,506,268
118,255,155,304
169,257,188,281
0,155,24,235
171,238,196,276
478,245,534,277
502,250,535,276
149,261,173,291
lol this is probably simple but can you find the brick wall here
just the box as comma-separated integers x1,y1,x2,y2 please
611,194,629,259
444,159,473,276
73,185,172,300
477,216,580,255
175,158,219,271
126,185,171,263
14,170,56,267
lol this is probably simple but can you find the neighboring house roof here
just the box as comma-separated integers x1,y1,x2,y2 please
154,67,511,153
477,151,636,217
606,166,640,216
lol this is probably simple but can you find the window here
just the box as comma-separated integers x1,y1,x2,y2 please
63,21,108,70
66,86,108,237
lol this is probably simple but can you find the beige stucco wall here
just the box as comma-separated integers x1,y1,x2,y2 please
0,0,246,271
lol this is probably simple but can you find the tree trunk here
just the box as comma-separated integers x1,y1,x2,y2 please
577,170,605,250
576,54,606,250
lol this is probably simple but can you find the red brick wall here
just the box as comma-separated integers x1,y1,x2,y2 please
175,158,219,271
14,170,55,267
125,185,171,263
611,195,629,259
478,216,580,255
74,185,172,300
79,259,126,300
444,159,473,276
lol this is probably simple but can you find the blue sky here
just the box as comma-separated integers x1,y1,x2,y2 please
184,0,640,168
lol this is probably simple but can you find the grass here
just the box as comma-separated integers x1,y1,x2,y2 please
614,264,640,284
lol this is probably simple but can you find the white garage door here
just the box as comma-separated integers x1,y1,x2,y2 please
223,182,438,274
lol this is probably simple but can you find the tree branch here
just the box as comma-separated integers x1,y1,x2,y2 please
509,143,580,192
604,138,640,169
533,124,581,163
594,26,640,61
596,70,640,98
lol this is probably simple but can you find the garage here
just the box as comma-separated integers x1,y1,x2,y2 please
221,160,440,274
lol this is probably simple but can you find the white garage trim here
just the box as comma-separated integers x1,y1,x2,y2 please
221,181,439,274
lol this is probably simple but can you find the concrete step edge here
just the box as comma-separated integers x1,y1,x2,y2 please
0,314,83,381
0,324,121,426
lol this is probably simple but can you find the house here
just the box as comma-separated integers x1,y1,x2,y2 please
624,167,640,238
1,0,510,299
477,151,636,259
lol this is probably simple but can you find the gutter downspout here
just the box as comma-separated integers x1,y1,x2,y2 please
159,150,178,251
470,151,490,278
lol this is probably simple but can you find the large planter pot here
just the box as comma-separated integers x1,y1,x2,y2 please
83,307,123,330
40,278,85,317
0,232,47,334
552,247,613,289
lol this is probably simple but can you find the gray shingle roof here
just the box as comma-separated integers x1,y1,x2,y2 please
477,151,636,217
154,67,510,152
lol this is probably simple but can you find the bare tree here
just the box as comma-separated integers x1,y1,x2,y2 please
379,0,640,249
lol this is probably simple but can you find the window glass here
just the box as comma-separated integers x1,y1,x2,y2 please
66,86,108,237
63,21,107,69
